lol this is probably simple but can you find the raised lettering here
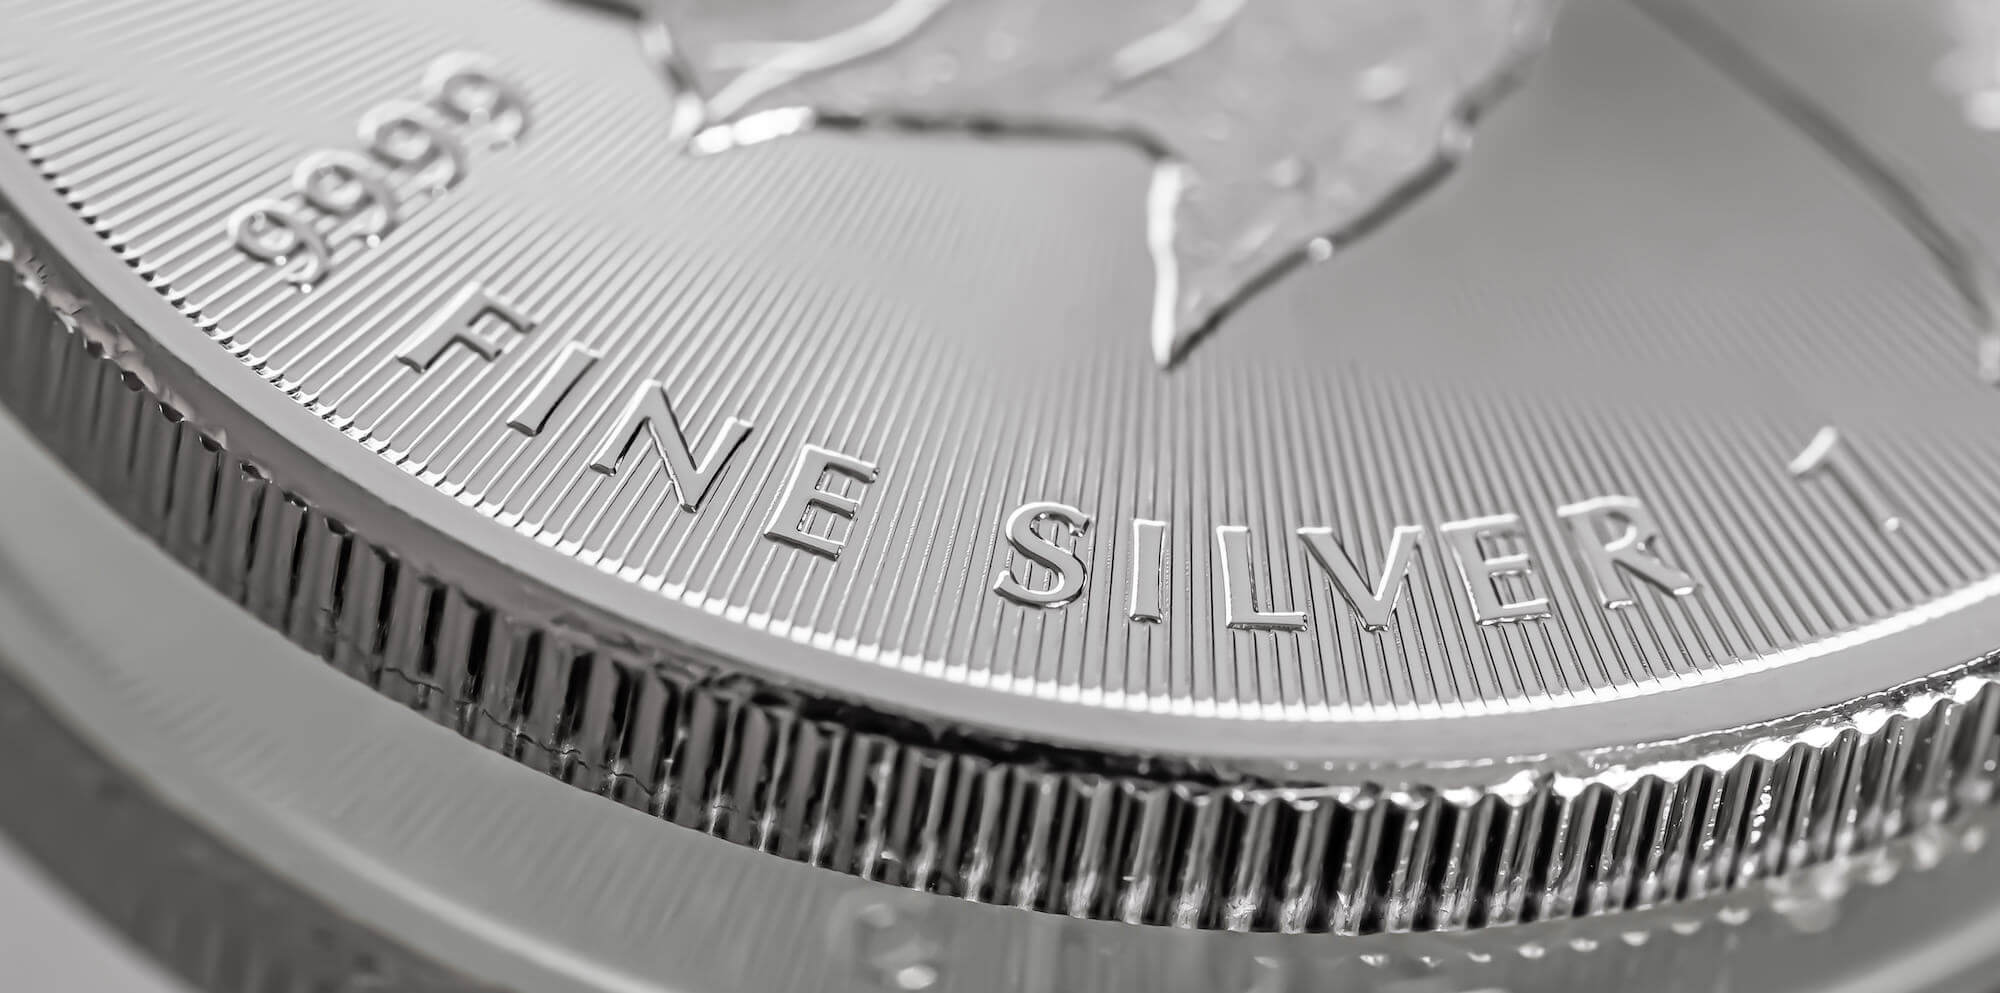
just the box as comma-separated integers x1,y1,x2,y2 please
763,444,879,560
1788,426,1903,534
993,502,1092,607
588,379,753,512
1128,518,1168,622
1217,525,1306,631
507,341,600,436
395,282,534,371
1297,524,1423,631
1439,514,1550,624
1558,496,1697,609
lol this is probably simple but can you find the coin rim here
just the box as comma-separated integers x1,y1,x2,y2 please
11,138,2000,776
7,398,2000,993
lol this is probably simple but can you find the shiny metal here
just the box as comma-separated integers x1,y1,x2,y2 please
7,403,2000,993
613,0,1554,366
7,0,2000,989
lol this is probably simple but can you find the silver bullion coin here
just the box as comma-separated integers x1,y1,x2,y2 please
9,0,2000,990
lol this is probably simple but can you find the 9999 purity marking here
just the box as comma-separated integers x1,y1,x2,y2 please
226,54,528,287
1789,426,1905,534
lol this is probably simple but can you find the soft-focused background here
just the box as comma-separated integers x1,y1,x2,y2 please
0,836,183,993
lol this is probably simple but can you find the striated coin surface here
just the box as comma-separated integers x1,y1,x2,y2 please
8,0,2000,940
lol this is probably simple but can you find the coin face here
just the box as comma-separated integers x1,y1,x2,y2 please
2,0,1990,722
10,0,2000,941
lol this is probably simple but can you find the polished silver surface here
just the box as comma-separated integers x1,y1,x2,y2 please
8,0,1997,726
2,396,1998,993
605,0,1554,365
7,0,2000,984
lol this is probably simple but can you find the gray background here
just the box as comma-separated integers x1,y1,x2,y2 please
0,835,184,993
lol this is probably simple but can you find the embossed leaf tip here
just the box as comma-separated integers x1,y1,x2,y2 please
632,0,1557,366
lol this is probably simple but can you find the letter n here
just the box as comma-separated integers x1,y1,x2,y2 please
589,379,753,512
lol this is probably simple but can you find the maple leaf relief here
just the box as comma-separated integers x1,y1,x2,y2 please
590,0,1556,365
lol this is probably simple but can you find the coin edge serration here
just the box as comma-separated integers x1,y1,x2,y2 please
10,187,2000,935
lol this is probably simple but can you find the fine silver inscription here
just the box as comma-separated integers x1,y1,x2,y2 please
20,0,2000,724
999,499,1697,634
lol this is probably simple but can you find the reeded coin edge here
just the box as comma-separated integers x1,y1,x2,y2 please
9,212,2000,935
10,434,2000,993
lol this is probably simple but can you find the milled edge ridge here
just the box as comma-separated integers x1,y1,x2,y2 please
7,212,2000,936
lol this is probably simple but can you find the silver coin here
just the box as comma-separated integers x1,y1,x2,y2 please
6,0,2000,987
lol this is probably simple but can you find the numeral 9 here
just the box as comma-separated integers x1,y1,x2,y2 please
360,101,467,191
293,151,400,242
228,200,333,286
425,53,530,144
